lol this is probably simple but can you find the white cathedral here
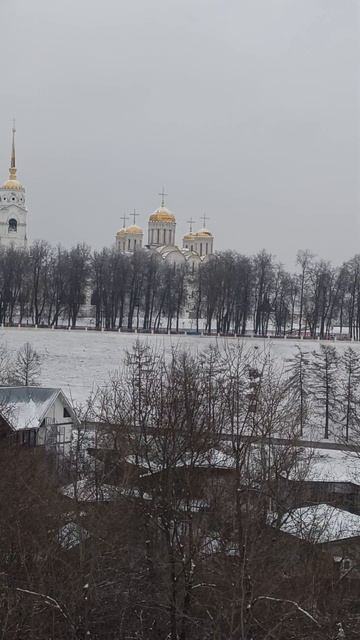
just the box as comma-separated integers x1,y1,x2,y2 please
0,125,27,248
115,192,214,267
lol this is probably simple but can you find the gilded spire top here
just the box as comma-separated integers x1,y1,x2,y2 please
2,120,23,191
10,119,16,180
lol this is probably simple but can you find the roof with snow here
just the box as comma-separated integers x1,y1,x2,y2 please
0,386,76,431
274,504,360,544
287,448,360,485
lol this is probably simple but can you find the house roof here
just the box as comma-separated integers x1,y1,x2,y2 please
286,447,360,485
0,386,76,431
273,503,360,544
61,478,151,502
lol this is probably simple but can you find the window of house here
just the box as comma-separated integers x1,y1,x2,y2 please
8,218,17,233
342,558,352,571
63,407,71,418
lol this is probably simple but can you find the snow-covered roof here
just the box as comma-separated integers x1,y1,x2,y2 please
288,448,360,485
0,386,75,431
61,479,117,502
274,504,360,543
61,478,151,502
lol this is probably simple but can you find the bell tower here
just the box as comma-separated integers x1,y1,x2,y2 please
0,123,28,248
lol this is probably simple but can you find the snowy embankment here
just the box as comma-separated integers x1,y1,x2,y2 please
0,327,359,407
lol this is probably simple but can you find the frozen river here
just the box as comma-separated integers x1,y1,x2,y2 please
0,327,358,406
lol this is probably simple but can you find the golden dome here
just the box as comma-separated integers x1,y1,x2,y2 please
2,179,23,191
183,232,195,241
116,228,126,237
149,206,176,223
126,224,143,234
194,228,213,237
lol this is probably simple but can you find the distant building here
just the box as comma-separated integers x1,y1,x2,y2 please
115,192,214,266
0,124,28,248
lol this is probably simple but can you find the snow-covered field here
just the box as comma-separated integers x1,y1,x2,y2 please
1,327,359,406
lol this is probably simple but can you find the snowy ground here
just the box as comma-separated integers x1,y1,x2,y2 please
1,327,359,406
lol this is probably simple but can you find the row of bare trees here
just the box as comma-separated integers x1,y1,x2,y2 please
1,341,359,638
3,241,360,336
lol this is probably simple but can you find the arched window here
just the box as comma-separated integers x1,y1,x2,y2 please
200,242,203,256
8,218,17,233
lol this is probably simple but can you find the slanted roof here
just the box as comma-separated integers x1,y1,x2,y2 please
0,386,75,431
286,447,360,485
61,478,151,502
274,504,360,544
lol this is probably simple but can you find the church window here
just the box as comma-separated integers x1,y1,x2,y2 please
163,229,166,244
128,238,131,250
8,219,17,233
134,239,137,247
190,245,193,252
157,229,160,244
200,242,203,256
206,243,208,255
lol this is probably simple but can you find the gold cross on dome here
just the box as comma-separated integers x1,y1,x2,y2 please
201,213,210,228
131,209,140,225
158,186,168,208
187,217,196,233
120,212,129,228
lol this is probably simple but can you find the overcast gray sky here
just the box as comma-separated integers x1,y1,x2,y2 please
1,0,359,267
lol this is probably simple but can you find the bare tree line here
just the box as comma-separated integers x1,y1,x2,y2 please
2,242,360,337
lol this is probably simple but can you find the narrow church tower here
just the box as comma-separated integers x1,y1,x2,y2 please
0,123,28,248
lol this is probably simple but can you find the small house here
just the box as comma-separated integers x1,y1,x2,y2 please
0,386,78,458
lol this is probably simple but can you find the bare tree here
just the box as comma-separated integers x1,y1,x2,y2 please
13,342,41,386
